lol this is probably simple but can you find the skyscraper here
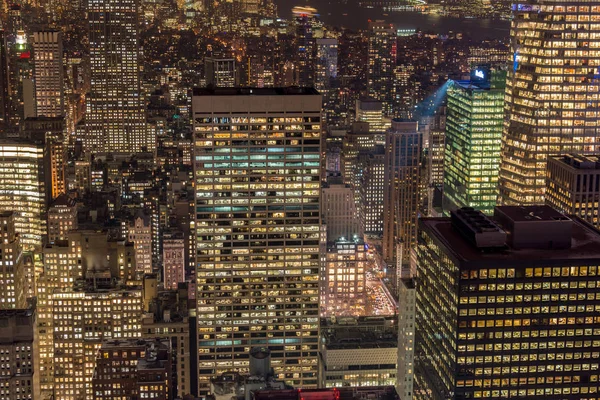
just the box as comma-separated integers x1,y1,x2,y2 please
85,0,148,153
163,230,185,290
314,38,338,95
0,30,11,131
367,21,396,117
546,153,600,228
32,31,64,118
383,120,421,284
0,308,36,400
52,285,142,400
0,212,26,309
415,205,600,400
193,87,321,395
204,57,237,88
498,1,600,205
0,138,48,249
444,67,505,215
295,13,315,87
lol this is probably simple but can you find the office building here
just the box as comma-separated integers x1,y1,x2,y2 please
0,308,36,400
444,68,505,215
424,111,446,191
367,21,396,116
295,13,315,87
397,278,415,400
546,154,600,228
363,148,386,235
193,87,321,394
0,138,48,250
38,230,139,398
32,31,64,118
315,38,338,95
141,283,192,398
342,122,374,188
323,239,366,317
0,30,10,131
22,117,67,201
38,240,78,398
85,0,148,153
163,230,185,290
320,317,397,388
204,57,237,88
498,1,600,205
0,212,26,309
415,205,600,399
383,120,421,284
92,339,171,400
239,0,260,14
128,214,153,277
321,176,361,243
52,283,142,400
356,98,391,133
210,346,289,399
47,194,77,243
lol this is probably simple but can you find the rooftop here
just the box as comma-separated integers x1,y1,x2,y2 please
496,205,568,223
420,214,600,268
550,154,600,170
454,79,494,91
193,87,319,96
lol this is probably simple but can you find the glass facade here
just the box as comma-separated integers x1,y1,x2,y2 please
444,71,505,215
499,1,600,205
0,140,46,249
193,90,321,395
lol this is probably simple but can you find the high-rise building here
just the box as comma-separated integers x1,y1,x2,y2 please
163,230,185,290
32,31,64,118
85,0,148,153
128,214,153,277
444,67,505,215
52,284,143,400
141,282,193,398
356,98,391,133
23,117,67,200
92,339,171,400
323,239,366,317
0,30,10,131
321,176,361,243
546,154,600,228
397,278,415,400
498,1,600,205
315,38,338,95
47,194,78,244
37,229,139,398
320,317,397,388
295,13,315,87
38,240,79,398
239,0,260,14
0,308,36,400
0,138,48,250
414,205,600,400
383,120,421,284
204,57,237,88
367,21,396,116
0,212,26,309
363,148,386,235
193,87,321,395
